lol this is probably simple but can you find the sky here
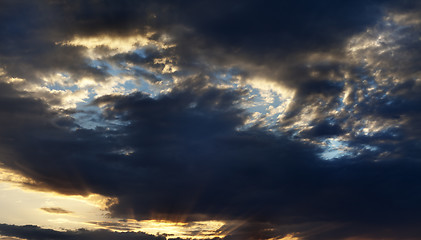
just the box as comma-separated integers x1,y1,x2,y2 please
0,0,421,239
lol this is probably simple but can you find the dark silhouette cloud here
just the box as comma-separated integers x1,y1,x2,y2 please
40,207,73,214
0,224,166,240
301,120,344,138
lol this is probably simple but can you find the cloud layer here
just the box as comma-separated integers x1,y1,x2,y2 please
0,0,421,239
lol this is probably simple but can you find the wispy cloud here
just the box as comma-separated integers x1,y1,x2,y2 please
40,208,73,214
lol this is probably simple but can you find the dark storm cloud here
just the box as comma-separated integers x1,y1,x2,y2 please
301,120,344,138
0,82,116,195
93,85,322,222
0,0,389,83
0,2,105,82
0,0,400,129
2,78,421,239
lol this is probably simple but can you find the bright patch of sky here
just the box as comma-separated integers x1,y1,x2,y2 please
0,175,230,239
0,166,230,239
320,138,353,160
89,219,230,239
0,180,110,231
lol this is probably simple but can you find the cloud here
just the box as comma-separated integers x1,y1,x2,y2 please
0,0,389,85
2,79,421,239
40,207,73,214
0,224,166,240
1,1,421,239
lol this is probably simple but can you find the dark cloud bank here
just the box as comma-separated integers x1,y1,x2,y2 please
1,1,421,240
0,223,167,240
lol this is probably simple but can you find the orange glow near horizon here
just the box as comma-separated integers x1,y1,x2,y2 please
90,219,228,239
0,169,230,239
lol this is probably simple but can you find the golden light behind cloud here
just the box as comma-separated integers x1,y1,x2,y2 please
0,169,229,239
89,219,229,239
0,168,117,231
57,33,176,59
